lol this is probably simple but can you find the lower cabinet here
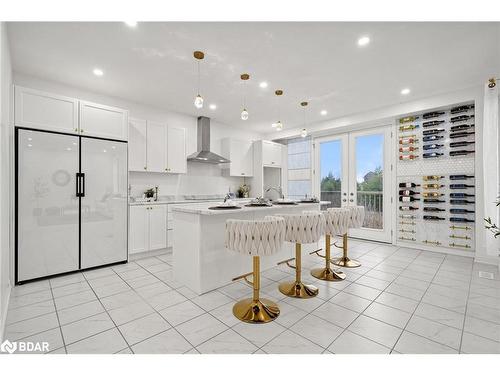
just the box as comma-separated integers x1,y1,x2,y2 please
129,205,167,255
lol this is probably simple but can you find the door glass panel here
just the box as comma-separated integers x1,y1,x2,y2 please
355,134,384,229
17,129,80,281
80,138,128,268
320,140,342,208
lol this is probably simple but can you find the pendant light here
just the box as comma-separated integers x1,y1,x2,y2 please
240,73,250,120
271,90,284,131
193,51,205,109
300,101,308,137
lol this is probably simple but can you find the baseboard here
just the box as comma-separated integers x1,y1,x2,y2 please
129,248,171,261
474,254,499,266
0,284,11,342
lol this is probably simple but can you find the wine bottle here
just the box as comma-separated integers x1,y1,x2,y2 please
450,124,474,131
423,152,444,158
450,141,475,148
423,135,444,142
450,150,475,157
399,116,419,124
449,175,474,180
399,124,419,131
450,208,475,214
399,190,420,196
450,114,474,123
450,184,474,189
423,192,444,197
422,120,445,128
422,111,445,119
423,175,444,181
399,196,420,202
423,144,444,150
423,184,444,189
450,199,475,205
450,217,475,223
424,199,446,203
399,154,419,160
424,207,445,212
450,193,475,198
399,182,420,188
450,104,474,114
450,131,474,139
423,128,446,136
399,214,417,219
399,206,419,211
399,138,418,145
423,215,445,221
399,146,419,152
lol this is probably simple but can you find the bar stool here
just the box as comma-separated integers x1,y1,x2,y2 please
225,216,286,324
276,212,325,298
331,205,365,268
310,208,350,281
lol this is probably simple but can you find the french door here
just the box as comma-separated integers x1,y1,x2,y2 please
314,126,392,242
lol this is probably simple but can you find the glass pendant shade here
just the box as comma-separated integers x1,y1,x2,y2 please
241,109,249,121
273,121,283,131
194,94,204,109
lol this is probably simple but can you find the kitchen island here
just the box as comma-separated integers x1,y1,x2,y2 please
172,201,329,295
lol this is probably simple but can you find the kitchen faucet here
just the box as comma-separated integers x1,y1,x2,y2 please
266,186,284,200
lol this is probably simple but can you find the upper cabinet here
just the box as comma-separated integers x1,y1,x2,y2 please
14,86,128,141
221,138,254,177
79,101,128,140
262,140,283,167
128,118,187,174
15,86,79,133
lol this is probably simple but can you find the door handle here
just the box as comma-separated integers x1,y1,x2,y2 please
80,173,85,197
76,173,80,197
349,199,354,202
342,199,347,202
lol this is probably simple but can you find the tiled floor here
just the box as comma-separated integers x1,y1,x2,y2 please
4,239,500,354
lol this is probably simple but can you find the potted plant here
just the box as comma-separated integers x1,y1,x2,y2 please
484,196,500,238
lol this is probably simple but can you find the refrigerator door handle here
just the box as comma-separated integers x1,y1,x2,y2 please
76,173,81,197
81,173,85,197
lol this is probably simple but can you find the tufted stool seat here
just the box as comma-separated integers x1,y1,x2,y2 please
332,205,365,268
275,212,325,298
310,208,350,281
225,216,286,323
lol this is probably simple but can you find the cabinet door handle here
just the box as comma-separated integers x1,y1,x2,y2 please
241,173,245,175
80,129,84,133
349,199,354,202
74,128,78,132
342,199,347,202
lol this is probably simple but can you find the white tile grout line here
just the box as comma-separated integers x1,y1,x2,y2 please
458,261,474,353
47,279,68,354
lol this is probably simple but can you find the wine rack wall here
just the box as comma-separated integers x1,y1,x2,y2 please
396,102,476,254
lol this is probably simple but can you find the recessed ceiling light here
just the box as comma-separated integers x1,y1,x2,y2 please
401,88,411,95
27,144,32,147
93,68,104,77
357,36,370,46
72,142,77,146
124,21,138,27
320,110,327,116
66,147,72,151
209,104,217,110
259,82,268,89
28,138,32,141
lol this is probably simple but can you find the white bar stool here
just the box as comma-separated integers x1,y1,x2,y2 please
276,212,325,298
225,216,286,324
331,205,365,268
310,208,350,281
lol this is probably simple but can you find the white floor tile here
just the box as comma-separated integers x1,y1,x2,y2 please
158,300,205,326
107,301,155,326
57,300,105,326
461,332,500,354
375,292,419,313
131,329,193,354
394,331,457,354
355,275,391,291
61,312,115,344
348,315,402,348
6,299,55,325
232,321,286,347
290,314,343,348
328,330,391,354
191,290,233,311
343,283,382,300
10,280,50,297
312,301,359,328
118,312,171,345
66,328,128,354
463,316,500,343
328,291,371,313
8,289,53,310
363,302,411,328
196,329,258,354
261,330,323,354
145,289,187,310
273,300,309,328
5,312,59,341
21,327,65,353
176,313,228,347
405,315,462,349
414,303,464,329
54,290,97,310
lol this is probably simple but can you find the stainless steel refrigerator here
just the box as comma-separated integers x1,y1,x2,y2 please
16,127,128,283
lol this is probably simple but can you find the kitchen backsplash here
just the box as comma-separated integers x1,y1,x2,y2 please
129,162,251,198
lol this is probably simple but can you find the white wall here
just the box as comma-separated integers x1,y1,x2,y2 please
13,73,264,198
0,22,13,341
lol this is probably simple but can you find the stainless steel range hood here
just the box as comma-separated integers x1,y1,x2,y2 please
187,116,230,164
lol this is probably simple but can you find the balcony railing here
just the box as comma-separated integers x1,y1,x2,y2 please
320,190,383,229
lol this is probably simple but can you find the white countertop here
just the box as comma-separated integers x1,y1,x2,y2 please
129,198,251,206
171,201,330,215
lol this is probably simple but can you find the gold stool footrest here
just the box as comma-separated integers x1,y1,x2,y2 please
277,257,296,269
232,271,254,287
309,248,326,259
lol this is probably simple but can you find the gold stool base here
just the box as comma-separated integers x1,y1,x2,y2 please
232,298,280,324
331,256,361,268
310,267,346,281
278,280,319,298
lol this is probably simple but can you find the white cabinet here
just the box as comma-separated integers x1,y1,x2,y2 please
129,205,167,255
262,141,282,167
146,121,166,173
128,118,187,174
221,138,254,177
128,118,147,171
166,127,187,173
15,86,79,134
79,100,128,140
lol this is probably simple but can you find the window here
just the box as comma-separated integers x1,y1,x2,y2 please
287,137,312,200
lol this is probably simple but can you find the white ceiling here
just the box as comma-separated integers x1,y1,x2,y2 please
7,22,500,134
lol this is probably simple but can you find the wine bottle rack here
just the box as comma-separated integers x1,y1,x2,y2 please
395,101,475,255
